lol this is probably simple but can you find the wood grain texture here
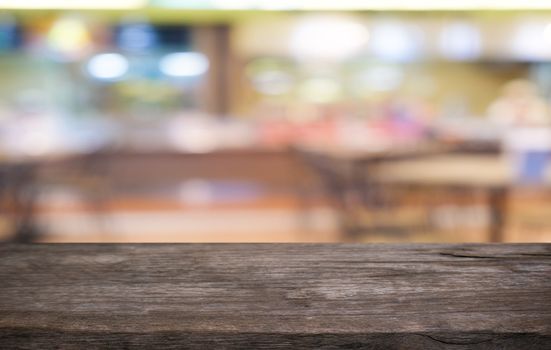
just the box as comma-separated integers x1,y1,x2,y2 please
0,244,550,349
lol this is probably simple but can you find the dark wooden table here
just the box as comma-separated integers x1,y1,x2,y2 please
1,244,549,349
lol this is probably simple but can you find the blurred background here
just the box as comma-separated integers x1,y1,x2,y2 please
1,0,551,243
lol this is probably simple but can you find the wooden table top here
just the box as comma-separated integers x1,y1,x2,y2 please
372,154,551,188
1,244,549,349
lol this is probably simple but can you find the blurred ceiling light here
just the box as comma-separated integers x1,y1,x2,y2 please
147,0,551,10
544,23,551,44
511,22,550,61
210,0,256,9
152,0,207,9
289,0,551,10
256,0,297,10
87,53,129,80
0,0,146,9
290,16,369,62
159,52,209,77
210,0,297,10
7,0,546,11
370,21,421,62
47,17,93,60
439,22,481,61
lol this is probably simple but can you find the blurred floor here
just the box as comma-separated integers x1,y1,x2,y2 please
33,192,339,243
1,187,549,243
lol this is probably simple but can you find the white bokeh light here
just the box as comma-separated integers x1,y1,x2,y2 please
86,53,129,80
370,21,421,62
440,22,481,61
159,52,209,77
511,21,550,60
290,15,369,61
544,23,551,44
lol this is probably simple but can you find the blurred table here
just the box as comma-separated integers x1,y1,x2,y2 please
1,244,549,348
1,148,313,242
371,155,551,242
1,153,88,241
0,156,43,241
295,143,453,237
371,155,524,186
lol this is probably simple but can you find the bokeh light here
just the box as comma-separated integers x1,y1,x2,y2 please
159,52,209,77
440,22,482,61
290,15,369,61
86,53,129,80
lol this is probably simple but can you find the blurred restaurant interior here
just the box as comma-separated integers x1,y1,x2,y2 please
1,0,551,243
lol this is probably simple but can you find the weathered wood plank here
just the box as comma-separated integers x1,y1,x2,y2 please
1,244,550,349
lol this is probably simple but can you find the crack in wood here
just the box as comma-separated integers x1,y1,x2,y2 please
438,252,498,259
415,333,494,345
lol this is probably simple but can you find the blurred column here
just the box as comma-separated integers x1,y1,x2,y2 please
194,25,232,116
